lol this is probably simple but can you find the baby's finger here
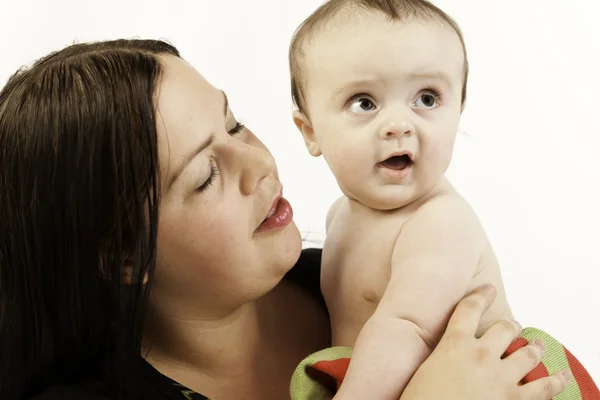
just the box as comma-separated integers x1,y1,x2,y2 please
445,284,496,338
518,370,572,399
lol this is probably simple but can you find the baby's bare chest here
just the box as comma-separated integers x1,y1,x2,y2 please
321,203,512,344
322,208,409,309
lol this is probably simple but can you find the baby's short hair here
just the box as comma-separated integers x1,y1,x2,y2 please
289,0,469,114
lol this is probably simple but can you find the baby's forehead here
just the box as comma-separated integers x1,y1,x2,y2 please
300,14,464,78
310,12,456,53
289,4,468,111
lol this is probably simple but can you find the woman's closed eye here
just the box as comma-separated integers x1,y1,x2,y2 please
197,159,218,193
196,121,245,192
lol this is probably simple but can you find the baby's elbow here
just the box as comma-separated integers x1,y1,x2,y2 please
370,312,437,350
398,317,438,350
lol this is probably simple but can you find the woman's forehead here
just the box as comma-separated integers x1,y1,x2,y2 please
155,56,224,189
157,55,222,121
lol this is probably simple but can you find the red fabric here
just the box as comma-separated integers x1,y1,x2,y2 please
312,358,350,391
308,338,599,398
565,347,600,400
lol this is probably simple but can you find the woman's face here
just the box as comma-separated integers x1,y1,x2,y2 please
151,55,301,319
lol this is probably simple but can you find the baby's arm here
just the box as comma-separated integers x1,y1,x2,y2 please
337,194,488,399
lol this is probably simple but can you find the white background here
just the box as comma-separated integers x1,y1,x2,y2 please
1,0,598,379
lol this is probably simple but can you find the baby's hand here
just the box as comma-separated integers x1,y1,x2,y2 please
400,285,571,400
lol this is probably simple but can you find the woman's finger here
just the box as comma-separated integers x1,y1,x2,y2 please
445,284,497,337
518,370,572,399
502,341,545,381
479,318,522,356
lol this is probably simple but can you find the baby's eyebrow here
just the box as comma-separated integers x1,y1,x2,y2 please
331,78,377,100
331,71,453,100
406,72,453,87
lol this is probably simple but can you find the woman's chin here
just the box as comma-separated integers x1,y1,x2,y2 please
247,220,303,299
266,220,302,276
278,220,303,270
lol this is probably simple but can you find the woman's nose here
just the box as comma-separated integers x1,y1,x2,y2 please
226,139,276,195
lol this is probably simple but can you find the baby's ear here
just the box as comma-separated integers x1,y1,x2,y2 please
293,110,321,157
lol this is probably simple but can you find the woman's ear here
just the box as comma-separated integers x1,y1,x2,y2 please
293,110,322,157
121,260,149,285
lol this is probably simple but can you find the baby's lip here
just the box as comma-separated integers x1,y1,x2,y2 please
379,150,414,163
377,154,413,171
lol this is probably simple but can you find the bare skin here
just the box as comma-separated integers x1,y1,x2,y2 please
324,179,513,349
140,55,569,400
146,279,330,399
294,13,515,398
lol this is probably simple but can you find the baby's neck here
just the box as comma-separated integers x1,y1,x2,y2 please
349,176,452,212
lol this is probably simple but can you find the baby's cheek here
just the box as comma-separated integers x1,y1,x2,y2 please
330,150,364,177
424,136,454,164
438,138,456,166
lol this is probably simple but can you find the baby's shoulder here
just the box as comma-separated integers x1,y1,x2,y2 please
412,183,478,220
326,196,347,231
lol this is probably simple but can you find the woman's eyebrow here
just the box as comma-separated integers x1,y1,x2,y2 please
167,133,215,191
165,91,228,191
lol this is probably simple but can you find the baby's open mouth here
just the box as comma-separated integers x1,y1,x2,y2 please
377,154,413,170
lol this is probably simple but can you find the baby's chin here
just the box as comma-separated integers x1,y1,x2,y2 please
342,185,424,211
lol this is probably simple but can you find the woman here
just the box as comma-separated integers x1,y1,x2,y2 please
0,39,570,400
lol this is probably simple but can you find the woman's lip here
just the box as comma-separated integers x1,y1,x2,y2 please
255,197,293,234
265,192,282,219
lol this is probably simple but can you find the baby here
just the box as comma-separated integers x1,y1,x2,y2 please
288,1,593,398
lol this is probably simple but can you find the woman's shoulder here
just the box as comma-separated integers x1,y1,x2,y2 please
28,381,175,400
28,385,110,400
26,363,181,400
284,248,325,308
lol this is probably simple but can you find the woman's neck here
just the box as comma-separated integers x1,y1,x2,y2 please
143,299,263,377
142,280,330,399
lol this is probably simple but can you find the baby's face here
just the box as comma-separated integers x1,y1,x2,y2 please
299,14,465,210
